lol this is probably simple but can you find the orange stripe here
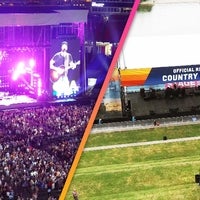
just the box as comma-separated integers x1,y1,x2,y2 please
59,1,141,199
121,80,146,86
120,68,151,86
120,68,151,75
121,74,147,81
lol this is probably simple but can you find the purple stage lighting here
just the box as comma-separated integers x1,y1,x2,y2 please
29,58,36,69
12,61,25,81
37,78,42,97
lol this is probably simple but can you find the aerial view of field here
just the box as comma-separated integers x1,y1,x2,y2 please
66,121,200,200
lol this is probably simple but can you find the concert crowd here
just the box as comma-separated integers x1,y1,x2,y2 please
0,103,92,199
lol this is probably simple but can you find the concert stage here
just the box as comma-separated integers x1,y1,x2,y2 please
0,93,77,110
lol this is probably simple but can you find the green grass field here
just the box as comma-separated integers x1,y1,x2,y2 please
65,124,200,200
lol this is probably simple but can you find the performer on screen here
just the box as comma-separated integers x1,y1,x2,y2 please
50,41,80,97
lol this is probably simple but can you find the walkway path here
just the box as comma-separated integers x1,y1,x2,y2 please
84,136,200,151
86,116,200,151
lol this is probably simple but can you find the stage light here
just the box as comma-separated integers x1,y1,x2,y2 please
18,62,26,73
12,73,18,81
88,78,97,87
12,61,25,81
37,77,42,97
29,58,36,69
92,2,104,7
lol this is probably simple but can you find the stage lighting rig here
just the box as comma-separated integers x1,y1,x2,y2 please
0,0,92,9
86,0,134,43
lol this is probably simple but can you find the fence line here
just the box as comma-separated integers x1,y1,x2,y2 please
91,115,200,134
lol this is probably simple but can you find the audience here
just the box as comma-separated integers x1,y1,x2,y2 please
0,103,92,199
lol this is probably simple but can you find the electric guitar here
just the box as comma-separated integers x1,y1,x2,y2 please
50,60,80,83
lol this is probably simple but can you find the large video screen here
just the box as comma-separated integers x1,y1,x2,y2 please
49,38,81,98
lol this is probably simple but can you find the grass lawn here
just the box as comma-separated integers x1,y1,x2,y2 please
65,124,200,200
86,124,200,147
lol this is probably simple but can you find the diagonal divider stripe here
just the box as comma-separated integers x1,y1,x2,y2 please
59,0,141,199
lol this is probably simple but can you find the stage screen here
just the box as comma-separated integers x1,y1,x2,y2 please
49,38,81,98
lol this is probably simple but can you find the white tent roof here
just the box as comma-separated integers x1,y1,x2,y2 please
119,3,200,68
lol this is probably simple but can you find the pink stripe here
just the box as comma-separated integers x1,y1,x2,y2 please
59,1,141,199
98,0,141,102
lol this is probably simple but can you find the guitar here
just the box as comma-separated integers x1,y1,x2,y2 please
50,60,80,83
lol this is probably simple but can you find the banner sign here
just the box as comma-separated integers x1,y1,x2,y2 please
120,65,200,87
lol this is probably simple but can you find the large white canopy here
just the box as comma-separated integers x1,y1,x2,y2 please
119,3,200,68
